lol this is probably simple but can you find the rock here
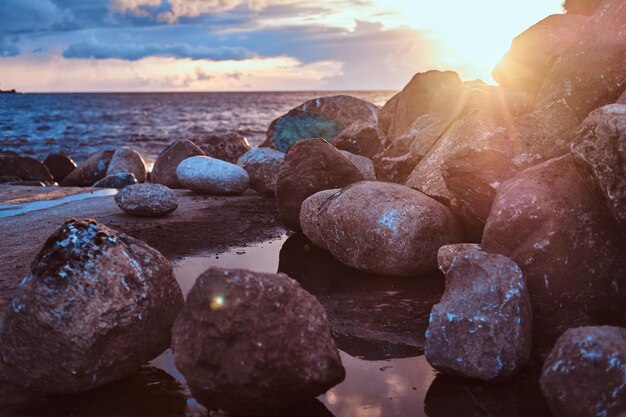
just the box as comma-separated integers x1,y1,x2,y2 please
176,156,249,195
276,138,364,231
171,268,345,414
563,0,604,15
333,121,384,158
492,14,589,96
237,148,285,196
0,219,184,393
115,183,178,217
540,326,626,417
618,90,626,104
107,147,147,183
339,151,376,180
437,243,482,274
379,70,461,140
151,141,205,189
571,104,626,231
43,153,76,182
262,95,380,152
482,155,626,353
93,172,138,189
425,251,532,380
191,132,251,164
60,150,114,187
0,175,22,183
0,156,53,183
300,181,463,276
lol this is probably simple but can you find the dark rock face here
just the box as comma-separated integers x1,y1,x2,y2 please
191,132,251,164
151,141,205,189
563,0,603,15
339,151,376,180
572,104,626,231
60,150,114,187
333,121,384,158
276,138,364,231
618,89,626,104
378,70,461,140
107,147,147,183
115,183,178,216
172,268,345,415
300,181,463,277
541,326,626,417
482,155,626,353
237,148,285,196
43,154,76,182
0,219,184,393
0,156,54,183
263,95,380,152
425,251,532,381
93,172,138,189
437,243,482,274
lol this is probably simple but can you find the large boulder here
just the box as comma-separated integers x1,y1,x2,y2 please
425,251,532,381
333,121,384,158
572,104,626,231
237,148,285,196
300,181,463,276
172,268,345,414
151,141,205,189
276,138,364,231
176,156,249,195
437,243,482,274
107,147,147,183
0,219,184,393
191,132,251,164
262,95,379,152
43,153,76,182
115,183,178,217
482,155,626,353
541,326,626,417
0,156,54,183
60,150,114,187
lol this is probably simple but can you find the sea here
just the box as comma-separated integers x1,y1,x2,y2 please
0,91,395,164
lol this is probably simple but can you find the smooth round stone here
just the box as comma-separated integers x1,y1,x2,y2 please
44,153,77,182
176,156,249,195
115,183,178,217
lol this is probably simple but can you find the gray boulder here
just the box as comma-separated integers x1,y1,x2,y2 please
237,148,285,196
176,156,249,195
115,183,178,217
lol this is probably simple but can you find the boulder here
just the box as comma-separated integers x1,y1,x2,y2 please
571,104,626,231
437,243,482,274
191,132,251,164
60,150,114,187
339,151,376,180
115,183,178,217
563,0,603,15
300,181,463,276
107,147,147,183
43,153,76,182
0,219,184,393
172,268,345,414
276,138,364,231
151,141,205,189
262,95,380,152
333,121,384,158
93,172,138,189
540,326,626,417
237,148,285,196
425,251,532,380
482,155,626,353
176,156,249,195
0,156,53,183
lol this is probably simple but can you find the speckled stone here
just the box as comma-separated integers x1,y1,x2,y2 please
541,326,626,417
176,156,249,195
60,150,114,187
107,147,148,183
192,132,251,163
0,219,184,394
425,251,532,380
437,243,482,274
115,183,178,216
237,148,285,196
94,172,138,189
172,268,345,414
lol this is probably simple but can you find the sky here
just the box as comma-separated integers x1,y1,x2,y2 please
0,0,565,92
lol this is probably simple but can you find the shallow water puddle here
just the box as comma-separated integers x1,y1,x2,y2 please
0,189,116,218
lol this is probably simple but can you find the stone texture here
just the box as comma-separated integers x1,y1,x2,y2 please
60,150,114,187
107,147,147,183
0,219,184,394
172,268,345,414
176,156,249,195
300,181,463,277
115,183,178,217
43,153,76,182
93,172,138,189
563,0,603,15
276,138,364,231
425,251,532,380
541,326,626,417
437,243,482,274
262,95,380,152
191,132,251,164
333,121,384,158
482,155,626,353
237,147,285,196
151,141,205,189
339,151,376,180
0,156,54,183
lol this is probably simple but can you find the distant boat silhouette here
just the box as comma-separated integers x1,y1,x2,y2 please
0,83,18,94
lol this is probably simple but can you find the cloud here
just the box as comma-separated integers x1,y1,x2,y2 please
63,38,256,61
